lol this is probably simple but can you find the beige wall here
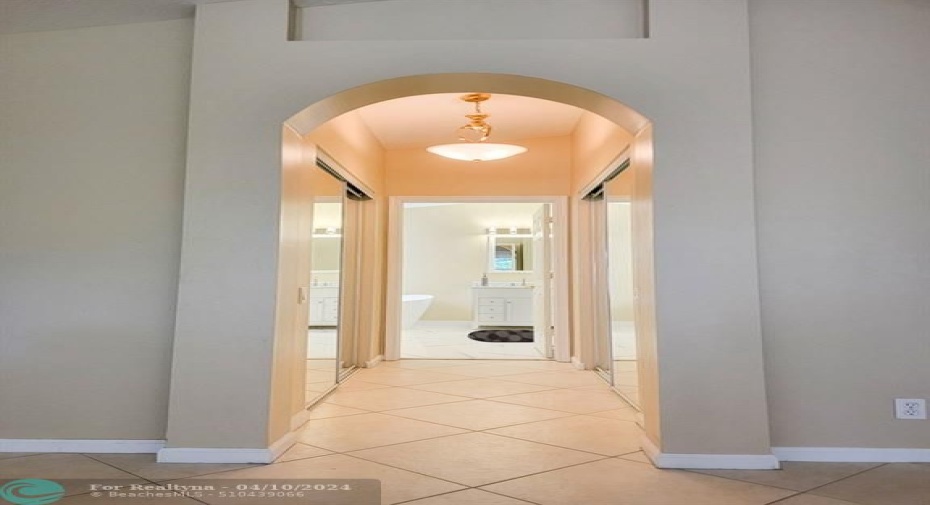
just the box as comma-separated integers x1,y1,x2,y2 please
0,19,193,440
751,0,930,449
571,112,635,194
386,136,572,196
403,203,544,321
168,0,771,458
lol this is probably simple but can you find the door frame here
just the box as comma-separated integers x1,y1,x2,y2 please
385,195,571,362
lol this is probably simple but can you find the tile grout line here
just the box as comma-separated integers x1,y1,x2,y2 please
78,454,211,505
763,463,888,504
687,462,889,502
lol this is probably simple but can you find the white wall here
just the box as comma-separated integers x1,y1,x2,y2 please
750,0,930,449
0,19,193,439
403,203,543,321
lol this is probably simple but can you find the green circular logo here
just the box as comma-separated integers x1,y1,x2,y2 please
0,479,65,505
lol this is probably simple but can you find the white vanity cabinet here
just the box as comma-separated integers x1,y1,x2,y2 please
308,286,339,326
472,286,533,327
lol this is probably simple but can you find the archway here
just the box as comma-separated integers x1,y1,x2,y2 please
271,73,659,462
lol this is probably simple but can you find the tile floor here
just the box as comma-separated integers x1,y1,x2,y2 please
401,322,544,359
3,360,928,505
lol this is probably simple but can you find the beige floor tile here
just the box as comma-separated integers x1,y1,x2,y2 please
87,453,259,482
0,452,35,460
489,388,629,414
348,369,468,386
0,454,144,496
384,399,572,430
507,360,578,372
274,443,333,463
306,381,335,393
810,463,930,505
618,451,654,464
324,387,467,411
488,415,643,456
591,407,641,422
693,461,882,492
405,378,556,398
305,402,369,419
435,363,553,378
500,370,607,388
772,495,862,505
297,412,466,452
349,432,602,487
378,360,474,369
334,380,393,392
186,453,465,505
482,458,794,505
306,369,337,383
401,488,536,505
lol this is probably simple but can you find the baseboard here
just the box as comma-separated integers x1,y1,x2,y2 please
290,408,311,431
641,436,780,470
774,446,930,463
365,354,384,368
0,439,164,454
157,431,296,464
571,356,585,370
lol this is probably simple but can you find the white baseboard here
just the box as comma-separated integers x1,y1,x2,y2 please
641,436,780,470
365,354,384,368
774,446,930,463
571,356,585,370
0,439,164,454
157,432,297,464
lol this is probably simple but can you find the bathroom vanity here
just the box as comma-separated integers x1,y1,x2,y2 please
308,286,339,326
472,285,533,327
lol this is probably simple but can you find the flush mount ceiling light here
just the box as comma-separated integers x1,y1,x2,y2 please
426,93,528,162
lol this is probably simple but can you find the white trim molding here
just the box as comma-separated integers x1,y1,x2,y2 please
384,196,572,362
157,432,296,464
0,439,165,454
641,436,781,470
774,447,930,463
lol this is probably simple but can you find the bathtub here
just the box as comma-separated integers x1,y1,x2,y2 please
401,294,434,330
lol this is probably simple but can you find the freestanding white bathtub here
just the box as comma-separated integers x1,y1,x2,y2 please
401,294,434,330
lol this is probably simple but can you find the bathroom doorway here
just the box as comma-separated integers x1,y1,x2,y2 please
385,196,570,362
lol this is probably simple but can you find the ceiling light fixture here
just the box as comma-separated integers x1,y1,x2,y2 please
426,93,528,162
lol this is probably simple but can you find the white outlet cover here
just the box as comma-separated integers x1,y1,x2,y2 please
894,398,927,420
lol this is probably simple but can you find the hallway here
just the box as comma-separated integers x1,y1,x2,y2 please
2,360,927,504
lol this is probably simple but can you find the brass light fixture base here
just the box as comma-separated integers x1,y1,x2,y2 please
460,93,491,103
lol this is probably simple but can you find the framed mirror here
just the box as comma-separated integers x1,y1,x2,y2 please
487,228,533,272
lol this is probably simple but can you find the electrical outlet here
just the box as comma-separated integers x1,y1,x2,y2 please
894,399,927,420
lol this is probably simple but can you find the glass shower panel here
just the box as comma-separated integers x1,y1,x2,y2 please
305,165,343,405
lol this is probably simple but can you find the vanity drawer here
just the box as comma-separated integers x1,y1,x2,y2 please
478,305,505,315
477,297,506,307
477,313,505,322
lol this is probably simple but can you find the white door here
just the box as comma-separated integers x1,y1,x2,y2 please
532,205,553,358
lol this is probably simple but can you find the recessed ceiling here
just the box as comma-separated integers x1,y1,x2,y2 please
355,93,585,150
0,0,393,34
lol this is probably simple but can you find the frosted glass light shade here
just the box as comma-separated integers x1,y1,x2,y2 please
426,143,528,162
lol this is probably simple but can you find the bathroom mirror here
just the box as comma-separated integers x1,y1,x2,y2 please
487,229,534,272
310,231,342,272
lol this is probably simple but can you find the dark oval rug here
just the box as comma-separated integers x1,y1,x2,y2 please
468,329,534,343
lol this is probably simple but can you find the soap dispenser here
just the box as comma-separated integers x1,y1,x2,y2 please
481,273,489,286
